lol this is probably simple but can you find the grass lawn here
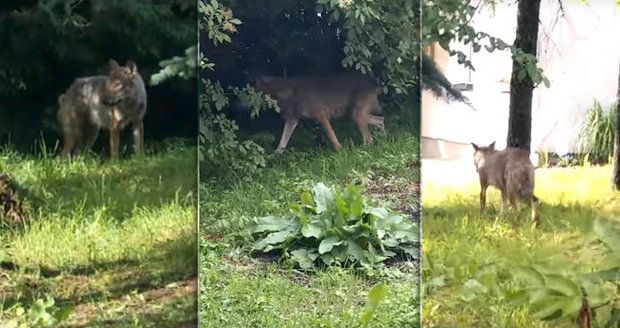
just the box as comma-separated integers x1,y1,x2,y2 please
422,164,620,327
200,115,421,327
0,141,197,327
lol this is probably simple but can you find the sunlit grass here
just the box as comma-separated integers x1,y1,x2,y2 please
0,142,197,326
422,165,619,327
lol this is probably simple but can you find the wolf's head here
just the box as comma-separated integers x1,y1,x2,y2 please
471,141,497,169
103,59,139,105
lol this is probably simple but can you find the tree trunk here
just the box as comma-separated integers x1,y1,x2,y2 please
506,0,541,151
612,60,620,190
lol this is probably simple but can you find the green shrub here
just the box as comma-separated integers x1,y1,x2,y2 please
247,182,419,269
0,296,73,327
577,101,617,164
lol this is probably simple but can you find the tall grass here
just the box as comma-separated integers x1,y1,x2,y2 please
577,101,617,164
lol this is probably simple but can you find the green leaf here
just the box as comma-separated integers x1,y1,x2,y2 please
545,274,579,297
301,222,323,239
319,253,335,266
560,296,583,318
346,240,365,261
367,207,388,219
345,184,364,217
531,295,566,320
252,231,294,251
359,283,388,325
291,248,318,269
593,218,620,254
513,266,545,288
460,279,487,302
318,236,343,254
300,191,315,207
505,289,530,307
580,279,611,308
583,266,620,283
249,216,295,233
313,183,334,213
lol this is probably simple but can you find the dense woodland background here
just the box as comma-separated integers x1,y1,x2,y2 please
0,0,197,152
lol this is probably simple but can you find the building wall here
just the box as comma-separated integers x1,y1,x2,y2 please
421,1,620,158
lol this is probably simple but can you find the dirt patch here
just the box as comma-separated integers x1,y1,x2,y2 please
365,173,420,219
61,276,196,327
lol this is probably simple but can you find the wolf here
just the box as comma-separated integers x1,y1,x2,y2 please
58,59,147,160
255,72,385,153
471,142,540,226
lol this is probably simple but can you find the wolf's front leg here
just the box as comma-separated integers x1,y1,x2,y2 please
109,108,120,160
275,119,299,154
132,120,145,156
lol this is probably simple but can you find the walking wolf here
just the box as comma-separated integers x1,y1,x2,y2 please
255,72,385,153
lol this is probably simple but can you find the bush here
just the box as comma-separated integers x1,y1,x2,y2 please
577,101,617,164
247,182,419,269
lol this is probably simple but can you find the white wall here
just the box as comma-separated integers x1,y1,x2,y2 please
422,0,620,156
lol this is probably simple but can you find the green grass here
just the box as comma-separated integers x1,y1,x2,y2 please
200,116,420,327
422,165,619,327
0,142,197,327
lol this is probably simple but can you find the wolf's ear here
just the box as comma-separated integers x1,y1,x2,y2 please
471,143,479,151
489,141,496,149
109,59,120,70
126,60,138,75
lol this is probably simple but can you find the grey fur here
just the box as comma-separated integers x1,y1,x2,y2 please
472,142,541,226
58,60,147,159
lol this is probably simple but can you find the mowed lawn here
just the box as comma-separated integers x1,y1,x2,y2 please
200,118,421,328
0,142,197,327
422,164,619,327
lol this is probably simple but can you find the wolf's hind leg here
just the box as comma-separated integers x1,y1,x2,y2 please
353,110,372,146
479,185,488,214
79,121,100,155
60,114,80,157
369,115,385,133
500,191,509,215
530,194,541,227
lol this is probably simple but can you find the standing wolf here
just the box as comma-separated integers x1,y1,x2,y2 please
58,59,147,159
471,142,540,226
255,72,385,153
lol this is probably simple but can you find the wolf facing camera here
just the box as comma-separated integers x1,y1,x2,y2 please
471,142,541,226
58,59,147,160
255,72,386,153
